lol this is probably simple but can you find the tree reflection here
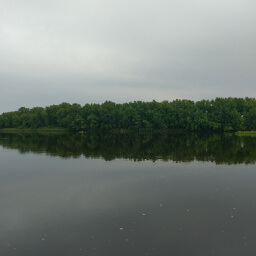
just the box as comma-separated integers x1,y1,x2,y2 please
0,132,255,164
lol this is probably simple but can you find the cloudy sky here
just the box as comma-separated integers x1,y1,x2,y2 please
1,0,256,113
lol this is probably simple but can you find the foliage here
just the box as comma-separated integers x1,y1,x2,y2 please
0,98,256,132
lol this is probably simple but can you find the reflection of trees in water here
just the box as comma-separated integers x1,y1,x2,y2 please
0,132,255,164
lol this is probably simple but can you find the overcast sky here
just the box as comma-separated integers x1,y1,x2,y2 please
1,0,256,113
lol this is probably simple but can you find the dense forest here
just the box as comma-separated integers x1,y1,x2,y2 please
1,132,255,164
0,97,256,132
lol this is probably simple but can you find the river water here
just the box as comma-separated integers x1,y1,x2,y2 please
0,132,256,256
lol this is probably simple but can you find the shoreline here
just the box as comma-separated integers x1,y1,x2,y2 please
235,131,256,137
0,127,69,134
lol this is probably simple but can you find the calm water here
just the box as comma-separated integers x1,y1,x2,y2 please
0,132,256,256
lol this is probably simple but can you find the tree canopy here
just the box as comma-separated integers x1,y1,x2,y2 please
1,98,256,132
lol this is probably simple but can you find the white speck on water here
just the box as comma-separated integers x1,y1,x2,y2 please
160,204,163,207
186,209,190,212
231,215,234,218
221,230,224,233
142,213,146,216
42,238,45,241
119,228,124,231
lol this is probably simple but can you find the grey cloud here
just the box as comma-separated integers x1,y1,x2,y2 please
1,0,256,113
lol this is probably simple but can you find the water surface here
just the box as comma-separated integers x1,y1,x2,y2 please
0,132,256,256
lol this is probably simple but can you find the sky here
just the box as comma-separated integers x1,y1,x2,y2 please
1,0,256,113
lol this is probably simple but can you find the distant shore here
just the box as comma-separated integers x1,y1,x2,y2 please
0,127,187,135
1,127,250,135
0,127,69,134
235,131,256,137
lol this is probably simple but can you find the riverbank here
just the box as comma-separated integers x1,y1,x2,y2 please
235,131,256,137
1,128,185,134
1,128,254,136
0,127,69,134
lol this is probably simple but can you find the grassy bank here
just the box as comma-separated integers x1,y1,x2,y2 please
0,127,69,134
235,131,256,137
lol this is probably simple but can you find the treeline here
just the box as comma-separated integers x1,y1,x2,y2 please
1,132,256,164
1,98,256,132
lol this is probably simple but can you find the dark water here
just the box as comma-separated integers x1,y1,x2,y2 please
0,132,256,256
